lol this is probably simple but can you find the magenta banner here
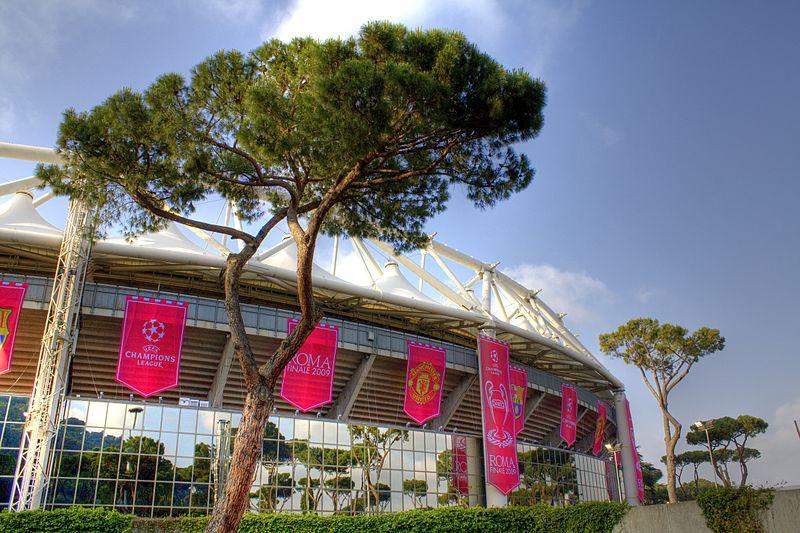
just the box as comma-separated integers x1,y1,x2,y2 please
478,335,519,495
451,434,469,496
509,365,527,436
116,296,187,398
592,401,608,456
280,319,338,412
403,341,446,424
0,281,28,375
560,382,578,446
625,399,646,503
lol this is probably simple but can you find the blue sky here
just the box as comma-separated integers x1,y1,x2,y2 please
1,1,798,485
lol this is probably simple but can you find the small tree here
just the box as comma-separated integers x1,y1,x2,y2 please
402,478,428,508
687,415,767,488
349,425,407,514
640,459,667,504
669,450,710,497
599,318,725,504
38,22,545,532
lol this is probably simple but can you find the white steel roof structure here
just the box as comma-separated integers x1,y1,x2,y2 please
0,141,621,392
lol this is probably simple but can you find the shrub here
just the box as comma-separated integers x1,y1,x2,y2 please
130,503,627,533
0,503,628,533
696,486,774,533
0,507,132,532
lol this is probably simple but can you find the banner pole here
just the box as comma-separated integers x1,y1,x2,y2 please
477,323,508,508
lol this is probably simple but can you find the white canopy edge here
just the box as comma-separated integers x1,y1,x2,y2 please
0,141,623,389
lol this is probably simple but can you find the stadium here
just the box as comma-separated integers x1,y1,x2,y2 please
0,141,640,517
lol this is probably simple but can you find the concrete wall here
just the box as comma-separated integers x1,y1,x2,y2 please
613,488,800,533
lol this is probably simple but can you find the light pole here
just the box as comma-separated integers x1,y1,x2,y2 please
605,443,623,502
692,421,718,488
123,406,143,510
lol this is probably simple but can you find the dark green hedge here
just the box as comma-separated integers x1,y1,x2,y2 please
133,503,628,533
0,507,132,532
0,502,628,533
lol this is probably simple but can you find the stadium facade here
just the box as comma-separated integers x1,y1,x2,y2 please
0,141,641,517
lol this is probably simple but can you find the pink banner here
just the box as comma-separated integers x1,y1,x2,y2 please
560,382,578,446
451,434,469,496
280,319,338,412
625,399,646,503
592,401,608,456
116,296,187,398
0,281,28,375
509,365,527,436
403,341,446,424
478,335,519,495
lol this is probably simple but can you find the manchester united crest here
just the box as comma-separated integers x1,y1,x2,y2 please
407,360,441,405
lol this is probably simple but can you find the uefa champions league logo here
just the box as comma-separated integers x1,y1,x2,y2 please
142,319,166,349
485,381,513,448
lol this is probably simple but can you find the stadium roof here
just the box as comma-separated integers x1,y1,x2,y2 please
0,141,623,393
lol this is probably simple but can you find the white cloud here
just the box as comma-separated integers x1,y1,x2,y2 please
636,287,665,303
195,0,267,22
0,97,14,138
196,0,585,78
502,263,612,324
261,0,514,44
749,396,800,486
268,0,430,41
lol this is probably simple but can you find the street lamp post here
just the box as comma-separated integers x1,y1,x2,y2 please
605,443,624,502
692,420,718,488
123,406,144,510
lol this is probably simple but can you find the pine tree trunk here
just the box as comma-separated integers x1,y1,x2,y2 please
661,409,679,504
206,383,273,532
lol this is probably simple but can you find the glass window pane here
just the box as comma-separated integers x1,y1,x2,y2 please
8,397,28,422
1,424,23,448
197,411,214,435
105,403,126,429
86,401,108,426
143,406,162,430
179,409,198,433
162,408,180,432
177,434,196,457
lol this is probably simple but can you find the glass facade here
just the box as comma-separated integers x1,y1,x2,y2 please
510,444,609,506
0,395,612,516
0,395,29,504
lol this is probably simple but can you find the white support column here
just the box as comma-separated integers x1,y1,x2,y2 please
207,336,235,408
221,202,233,248
481,270,492,314
614,390,640,506
331,235,340,276
428,248,480,306
325,352,377,420
351,238,379,286
417,251,426,292
368,239,475,309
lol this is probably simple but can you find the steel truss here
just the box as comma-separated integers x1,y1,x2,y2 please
10,198,92,510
